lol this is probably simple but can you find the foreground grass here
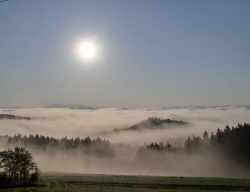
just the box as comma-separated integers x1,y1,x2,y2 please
1,173,250,192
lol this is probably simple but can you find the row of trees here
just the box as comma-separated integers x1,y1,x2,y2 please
2,123,250,163
5,135,115,158
1,121,250,177
0,114,31,120
185,123,250,161
0,146,39,182
136,123,250,166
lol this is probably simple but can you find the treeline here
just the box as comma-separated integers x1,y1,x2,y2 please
1,121,250,167
4,135,115,158
111,117,188,133
136,123,250,166
0,114,31,120
187,123,250,161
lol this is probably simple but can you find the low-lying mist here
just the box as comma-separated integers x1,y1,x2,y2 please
1,107,249,142
1,106,250,177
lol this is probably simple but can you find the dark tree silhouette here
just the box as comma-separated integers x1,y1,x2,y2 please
203,131,209,141
135,123,250,168
0,146,37,181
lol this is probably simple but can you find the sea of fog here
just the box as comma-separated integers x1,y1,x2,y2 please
0,106,249,144
1,106,250,177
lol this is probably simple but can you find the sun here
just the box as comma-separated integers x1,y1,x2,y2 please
79,42,96,59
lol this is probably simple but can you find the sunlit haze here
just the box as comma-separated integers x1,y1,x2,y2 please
1,1,249,108
1,1,250,186
79,42,96,59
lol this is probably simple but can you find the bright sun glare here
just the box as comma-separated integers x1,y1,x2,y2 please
79,42,96,59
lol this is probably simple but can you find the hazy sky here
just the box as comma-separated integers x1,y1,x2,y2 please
0,0,250,108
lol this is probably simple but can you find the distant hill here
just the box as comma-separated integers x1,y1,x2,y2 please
45,105,250,111
0,106,23,109
0,114,31,120
106,117,189,134
46,104,101,110
167,105,250,110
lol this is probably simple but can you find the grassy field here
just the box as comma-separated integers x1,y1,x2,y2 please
1,172,250,192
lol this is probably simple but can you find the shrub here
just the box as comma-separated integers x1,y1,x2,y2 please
29,167,41,182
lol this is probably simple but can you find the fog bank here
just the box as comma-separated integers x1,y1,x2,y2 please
1,106,250,177
0,107,249,144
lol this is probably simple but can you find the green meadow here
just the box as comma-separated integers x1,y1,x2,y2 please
2,173,250,192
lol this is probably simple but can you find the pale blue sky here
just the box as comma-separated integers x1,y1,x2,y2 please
0,0,249,108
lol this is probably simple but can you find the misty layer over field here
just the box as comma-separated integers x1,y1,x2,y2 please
0,106,250,177
1,107,250,143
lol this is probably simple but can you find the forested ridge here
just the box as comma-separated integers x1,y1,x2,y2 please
136,123,250,167
1,120,250,169
109,117,188,133
0,114,31,120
